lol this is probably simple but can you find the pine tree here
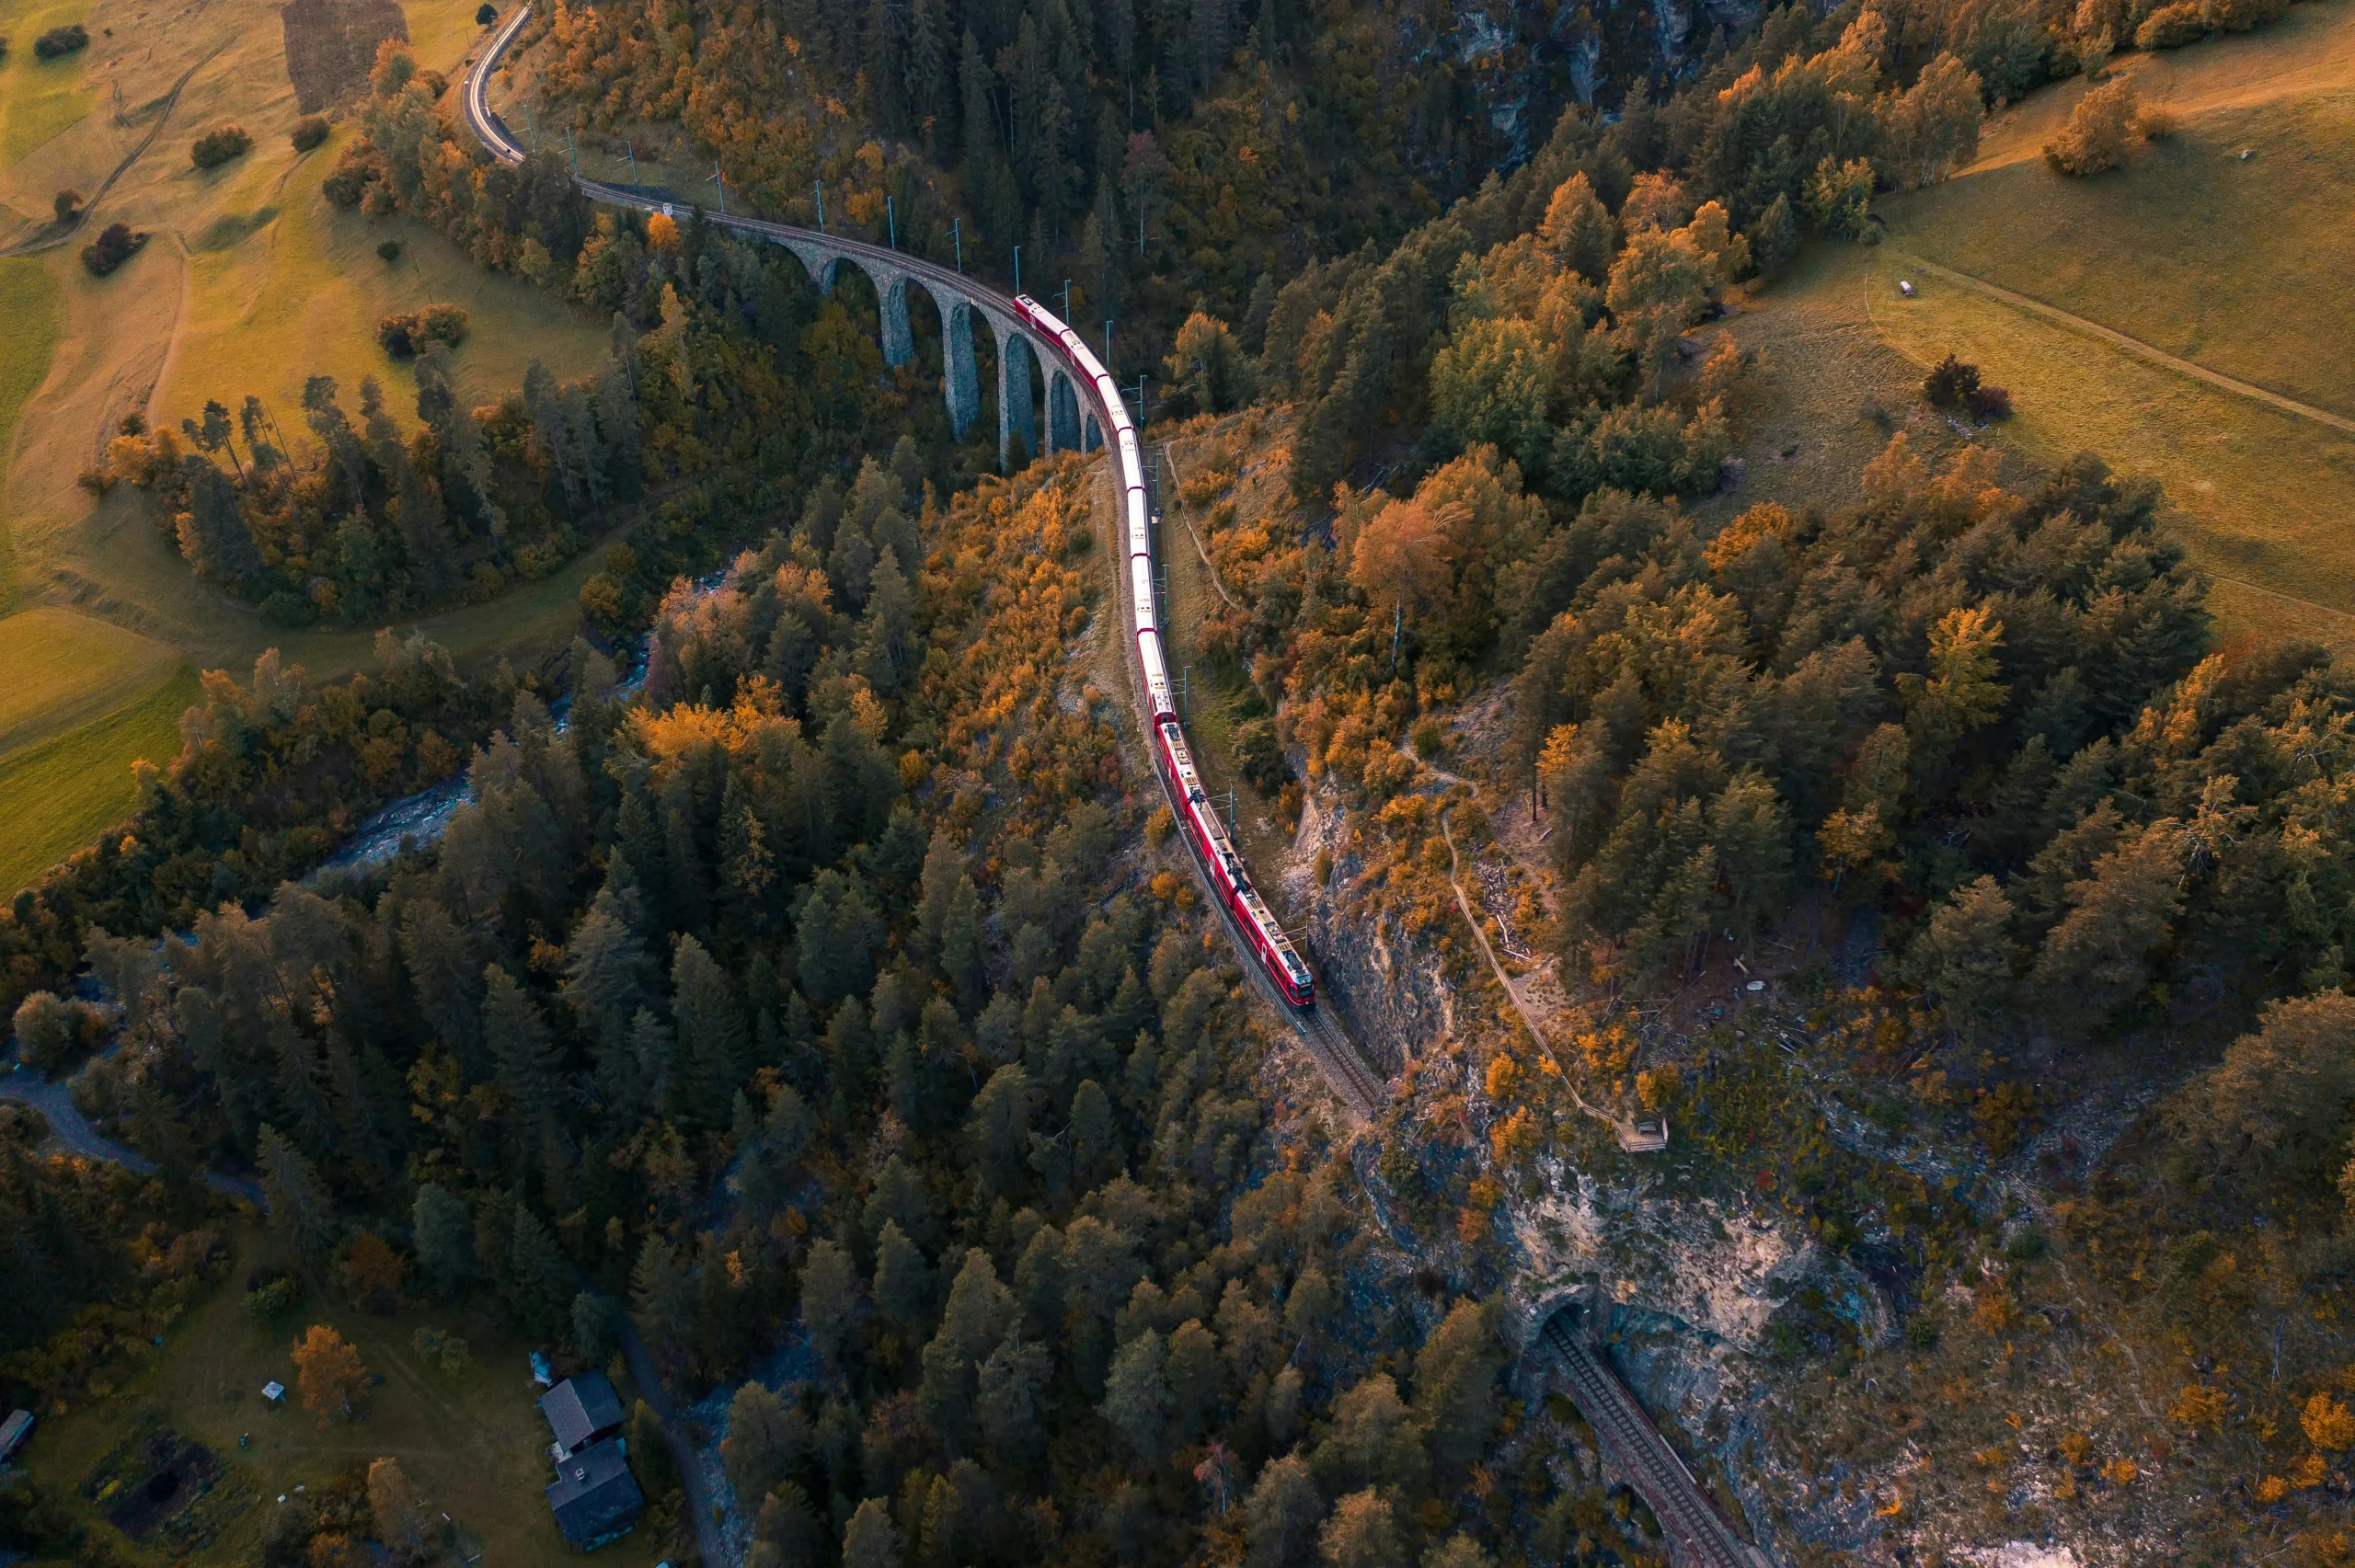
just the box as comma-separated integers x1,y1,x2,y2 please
1414,1299,1503,1471
482,965,562,1122
631,1234,692,1361
177,455,261,584
959,30,999,175
258,1123,339,1273
1243,1453,1322,1568
799,1238,864,1371
909,0,949,153
873,1219,932,1333
975,1330,1052,1464
1100,1328,1168,1459
855,546,917,694
564,889,649,1109
509,1203,573,1338
843,1499,904,1568
672,934,749,1124
919,1248,1017,1447
412,1183,475,1288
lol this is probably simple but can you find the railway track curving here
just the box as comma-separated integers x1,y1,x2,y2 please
461,24,1774,1564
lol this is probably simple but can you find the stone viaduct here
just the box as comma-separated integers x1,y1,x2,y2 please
622,189,1100,471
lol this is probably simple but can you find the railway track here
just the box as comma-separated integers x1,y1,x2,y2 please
1539,1315,1775,1568
462,31,1771,1565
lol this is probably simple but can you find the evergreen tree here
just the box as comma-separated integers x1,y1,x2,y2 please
509,1203,573,1337
975,1331,1052,1464
872,1219,932,1333
631,1234,692,1361
258,1123,339,1273
799,1238,864,1371
908,0,949,154
672,933,749,1123
1100,1326,1169,1459
177,455,261,584
482,965,562,1123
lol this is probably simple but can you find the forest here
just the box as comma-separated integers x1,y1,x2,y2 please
8,0,2349,1561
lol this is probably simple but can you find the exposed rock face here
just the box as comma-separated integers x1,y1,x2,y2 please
1443,0,1785,161
1287,784,1454,1075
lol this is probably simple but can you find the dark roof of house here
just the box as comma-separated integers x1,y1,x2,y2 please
539,1372,626,1454
545,1438,642,1544
0,1410,31,1460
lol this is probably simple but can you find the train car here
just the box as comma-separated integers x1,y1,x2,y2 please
1011,294,1314,1011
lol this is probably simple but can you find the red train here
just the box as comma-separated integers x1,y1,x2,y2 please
1012,293,1315,1010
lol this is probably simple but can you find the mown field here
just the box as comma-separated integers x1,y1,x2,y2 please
15,1227,666,1568
1729,0,2355,653
0,0,611,892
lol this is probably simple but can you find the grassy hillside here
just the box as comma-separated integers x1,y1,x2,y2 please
0,253,62,606
1890,92,2355,419
0,661,193,896
0,0,97,169
1729,0,2355,652
0,0,615,891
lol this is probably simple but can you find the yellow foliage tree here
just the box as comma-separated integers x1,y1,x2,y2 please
2303,1391,2355,1451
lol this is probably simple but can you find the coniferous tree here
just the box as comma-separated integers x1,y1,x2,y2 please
258,1123,339,1273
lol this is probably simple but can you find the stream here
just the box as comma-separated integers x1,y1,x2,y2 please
312,569,727,876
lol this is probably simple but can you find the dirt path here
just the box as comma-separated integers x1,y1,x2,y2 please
1432,797,1665,1152
1900,257,2355,439
0,39,233,258
1156,440,1246,614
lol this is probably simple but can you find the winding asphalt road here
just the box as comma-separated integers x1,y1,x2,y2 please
0,1064,264,1206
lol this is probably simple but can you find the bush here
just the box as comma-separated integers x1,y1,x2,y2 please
476,2,497,21
32,23,87,57
1923,353,1982,409
1968,383,2013,420
52,189,82,225
290,114,330,153
190,124,252,171
80,221,147,277
2134,0,2208,47
2044,79,2138,176
375,237,402,261
243,1276,300,1323
321,145,381,208
377,303,468,357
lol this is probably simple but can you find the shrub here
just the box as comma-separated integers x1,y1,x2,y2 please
80,221,147,276
2044,79,2138,176
321,145,381,208
1968,383,2013,420
476,2,497,21
376,237,402,261
290,114,330,152
243,1276,300,1323
2134,104,2179,141
1924,354,1982,409
2134,0,2208,47
377,303,468,357
190,123,252,171
32,23,87,57
2208,0,2291,31
52,189,82,225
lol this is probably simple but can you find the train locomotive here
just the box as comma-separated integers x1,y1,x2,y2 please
1011,294,1315,1012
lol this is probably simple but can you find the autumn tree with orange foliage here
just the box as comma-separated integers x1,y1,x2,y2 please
343,1232,408,1310
293,1324,370,1421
